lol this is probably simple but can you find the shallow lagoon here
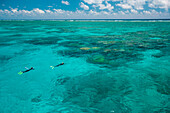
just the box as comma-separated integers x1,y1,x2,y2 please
0,21,170,113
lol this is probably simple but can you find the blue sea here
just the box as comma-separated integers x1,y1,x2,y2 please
0,20,170,113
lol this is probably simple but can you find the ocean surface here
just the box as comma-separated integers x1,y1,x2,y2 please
0,20,169,113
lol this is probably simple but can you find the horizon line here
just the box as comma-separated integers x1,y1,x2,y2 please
0,18,170,20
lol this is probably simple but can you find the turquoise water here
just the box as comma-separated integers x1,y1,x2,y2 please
0,21,170,113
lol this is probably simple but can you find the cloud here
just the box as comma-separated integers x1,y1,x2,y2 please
80,2,89,10
11,8,18,13
45,10,53,13
99,1,114,11
1,9,11,14
83,0,105,4
126,0,146,10
0,9,3,13
91,1,114,11
113,0,169,11
143,10,151,14
53,9,65,13
48,6,53,8
101,11,110,15
33,8,45,14
0,4,169,19
148,0,170,11
116,4,132,9
89,10,99,15
131,9,138,14
21,10,32,14
118,11,125,15
61,0,70,5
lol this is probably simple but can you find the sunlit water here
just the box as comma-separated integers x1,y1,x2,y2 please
0,20,170,113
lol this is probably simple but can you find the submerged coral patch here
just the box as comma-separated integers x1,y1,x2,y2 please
24,37,61,45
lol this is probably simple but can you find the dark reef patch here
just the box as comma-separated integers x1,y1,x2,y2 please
31,95,41,103
24,37,61,46
53,71,133,113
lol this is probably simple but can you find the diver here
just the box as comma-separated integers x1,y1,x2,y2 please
50,62,64,69
18,67,34,75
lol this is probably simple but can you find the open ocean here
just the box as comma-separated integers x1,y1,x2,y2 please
0,20,170,113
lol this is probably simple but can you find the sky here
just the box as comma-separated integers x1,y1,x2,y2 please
0,0,170,19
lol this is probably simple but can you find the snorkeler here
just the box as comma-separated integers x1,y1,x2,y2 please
18,67,34,75
50,62,64,69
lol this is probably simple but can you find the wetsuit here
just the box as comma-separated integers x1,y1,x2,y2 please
50,63,64,69
22,67,34,73
54,63,64,67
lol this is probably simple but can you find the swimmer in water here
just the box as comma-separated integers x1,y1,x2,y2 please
18,67,34,75
50,62,64,69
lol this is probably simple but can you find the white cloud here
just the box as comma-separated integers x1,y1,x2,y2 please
131,9,138,14
11,8,18,13
151,9,159,14
148,3,155,8
83,0,105,4
4,9,11,13
83,0,122,5
0,4,169,19
119,11,125,15
45,10,53,13
33,8,45,14
148,0,170,11
136,6,144,10
99,1,114,11
112,0,145,10
126,0,146,10
112,12,117,15
101,11,110,15
111,0,120,1
116,4,132,9
48,6,53,8
2,4,5,6
143,10,151,14
92,1,114,11
21,10,32,14
53,9,65,13
0,9,3,13
125,10,130,14
80,2,89,10
89,10,99,15
113,0,169,11
85,0,169,11
97,4,106,10
62,0,70,5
